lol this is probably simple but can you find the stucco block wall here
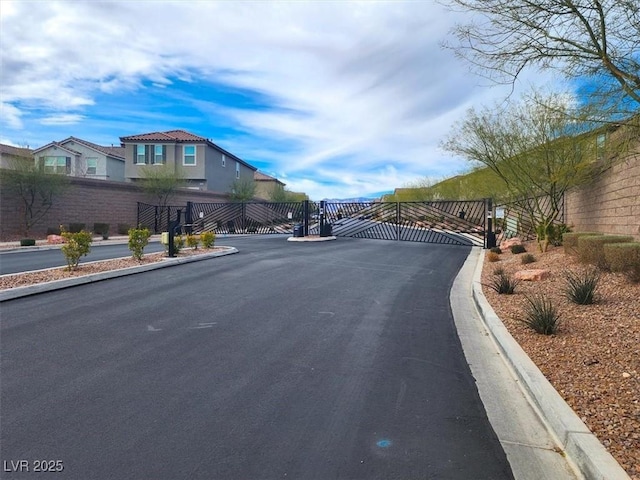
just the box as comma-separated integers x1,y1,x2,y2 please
565,150,640,240
0,174,230,240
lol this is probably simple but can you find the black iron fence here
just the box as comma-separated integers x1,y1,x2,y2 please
137,199,491,247
495,195,566,244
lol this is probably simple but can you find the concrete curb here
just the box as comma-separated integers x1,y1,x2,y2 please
286,235,337,242
470,249,630,480
0,247,238,302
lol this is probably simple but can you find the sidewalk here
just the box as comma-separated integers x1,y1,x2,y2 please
457,248,630,480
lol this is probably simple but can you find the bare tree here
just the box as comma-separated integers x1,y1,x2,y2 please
2,154,69,237
442,91,609,251
139,165,185,210
443,0,640,108
228,178,257,202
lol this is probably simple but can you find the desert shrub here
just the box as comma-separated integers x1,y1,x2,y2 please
490,247,502,254
520,294,560,335
486,251,501,262
521,253,536,265
93,223,110,237
20,238,36,246
128,226,151,261
577,235,634,270
510,244,526,254
492,266,505,276
486,272,520,294
186,234,199,249
117,223,130,235
563,268,599,305
68,222,86,233
201,231,216,248
60,228,93,270
547,224,572,246
604,242,640,283
46,226,61,236
563,232,603,255
173,235,185,254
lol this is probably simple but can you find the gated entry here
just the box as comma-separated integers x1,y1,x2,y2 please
312,200,489,247
137,199,490,247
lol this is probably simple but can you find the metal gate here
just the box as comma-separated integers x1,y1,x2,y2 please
137,199,490,246
186,201,309,235
313,200,489,247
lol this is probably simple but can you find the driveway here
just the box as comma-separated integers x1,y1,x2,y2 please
1,236,513,479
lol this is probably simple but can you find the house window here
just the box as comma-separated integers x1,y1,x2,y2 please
135,145,146,164
86,158,97,175
183,145,196,166
41,156,70,174
596,133,606,160
235,161,240,179
222,154,226,167
153,145,166,165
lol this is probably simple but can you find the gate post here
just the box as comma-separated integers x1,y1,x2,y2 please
184,201,193,234
486,198,496,249
396,202,401,241
303,200,309,236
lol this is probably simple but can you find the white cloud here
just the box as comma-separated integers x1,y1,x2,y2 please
0,0,560,198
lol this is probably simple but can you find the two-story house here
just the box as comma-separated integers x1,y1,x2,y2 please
32,137,125,181
120,130,257,192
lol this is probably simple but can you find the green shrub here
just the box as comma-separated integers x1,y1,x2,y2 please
486,272,520,294
201,231,216,248
173,235,184,254
60,228,93,270
521,253,536,265
604,242,640,283
117,223,130,235
128,227,151,261
93,223,110,236
490,247,502,254
563,232,603,255
68,223,86,233
486,251,501,262
520,294,560,335
510,244,526,254
563,268,599,305
20,238,36,247
577,235,634,269
547,223,572,246
186,234,199,249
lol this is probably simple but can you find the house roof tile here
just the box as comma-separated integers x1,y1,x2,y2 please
254,171,285,185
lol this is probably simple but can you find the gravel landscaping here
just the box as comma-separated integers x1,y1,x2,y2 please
1,240,638,477
481,241,639,479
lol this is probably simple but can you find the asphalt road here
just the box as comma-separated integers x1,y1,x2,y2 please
1,236,514,480
0,242,166,275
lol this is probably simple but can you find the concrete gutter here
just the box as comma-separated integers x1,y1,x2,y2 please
0,247,238,302
470,249,630,480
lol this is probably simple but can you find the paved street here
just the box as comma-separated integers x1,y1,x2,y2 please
1,236,514,479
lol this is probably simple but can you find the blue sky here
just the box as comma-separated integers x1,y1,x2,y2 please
1,0,555,199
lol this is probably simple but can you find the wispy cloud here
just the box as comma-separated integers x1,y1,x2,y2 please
0,0,557,198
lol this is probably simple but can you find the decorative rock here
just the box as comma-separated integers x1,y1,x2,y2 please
622,372,631,378
500,237,522,249
47,234,64,244
515,269,550,281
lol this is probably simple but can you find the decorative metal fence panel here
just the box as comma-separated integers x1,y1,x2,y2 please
187,201,307,234
315,200,487,246
136,203,185,233
495,195,565,244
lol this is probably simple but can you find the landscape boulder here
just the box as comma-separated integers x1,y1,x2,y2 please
515,269,550,281
47,235,64,244
500,237,523,249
